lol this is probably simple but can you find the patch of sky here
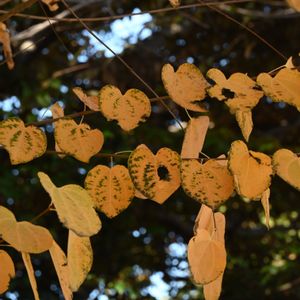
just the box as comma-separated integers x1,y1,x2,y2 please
0,96,21,112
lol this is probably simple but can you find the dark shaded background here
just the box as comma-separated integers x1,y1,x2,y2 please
0,0,300,299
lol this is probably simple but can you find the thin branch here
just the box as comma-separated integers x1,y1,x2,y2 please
45,150,130,159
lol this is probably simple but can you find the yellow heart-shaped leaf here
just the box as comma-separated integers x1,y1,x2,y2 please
228,140,273,199
73,87,100,111
85,165,134,218
181,159,234,209
128,144,181,204
99,85,151,131
0,118,47,165
162,63,208,112
54,118,104,163
273,148,300,191
0,250,15,294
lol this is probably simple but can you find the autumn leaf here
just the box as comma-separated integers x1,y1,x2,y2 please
161,63,208,112
228,140,273,200
85,165,134,218
54,118,104,163
73,87,100,111
261,188,271,229
49,241,73,300
0,118,47,165
128,144,181,204
0,250,15,294
207,69,263,141
257,68,300,111
99,85,151,131
169,0,180,7
42,0,60,11
0,22,14,69
286,0,300,11
181,116,210,158
273,149,300,191
38,172,101,237
67,230,93,292
181,159,234,209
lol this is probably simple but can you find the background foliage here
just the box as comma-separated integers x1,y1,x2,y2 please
0,0,300,299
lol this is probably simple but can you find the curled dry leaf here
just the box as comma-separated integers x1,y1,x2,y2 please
228,140,272,200
273,149,300,191
128,145,181,204
55,118,104,163
0,118,47,165
181,116,210,159
0,250,15,294
38,172,101,237
73,87,99,111
188,229,226,285
261,188,271,229
207,69,263,141
42,0,60,11
257,68,300,111
0,22,14,69
286,0,300,11
181,159,234,209
161,63,208,112
49,241,73,300
85,165,134,218
99,85,151,131
68,231,93,292
21,253,40,300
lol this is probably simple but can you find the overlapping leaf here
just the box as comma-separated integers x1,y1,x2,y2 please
128,144,181,204
38,172,101,237
99,85,151,131
73,87,99,111
54,118,104,163
85,165,134,218
51,102,65,158
0,118,47,164
228,140,272,199
0,22,14,69
207,69,263,141
161,63,208,112
0,250,15,294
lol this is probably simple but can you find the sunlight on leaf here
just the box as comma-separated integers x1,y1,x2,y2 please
0,22,14,70
73,87,100,111
0,250,15,294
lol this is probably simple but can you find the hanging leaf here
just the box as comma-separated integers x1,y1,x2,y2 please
128,144,181,204
228,140,272,200
21,253,40,300
161,63,208,112
73,87,100,111
99,85,151,131
67,230,93,292
273,149,300,191
257,68,300,111
0,22,14,69
207,69,263,141
181,159,234,209
54,118,104,163
49,241,73,300
181,116,210,158
41,0,60,11
0,118,47,165
85,165,134,218
0,205,16,223
261,188,271,229
286,0,300,11
0,250,15,294
188,229,226,285
38,172,101,237
169,0,180,7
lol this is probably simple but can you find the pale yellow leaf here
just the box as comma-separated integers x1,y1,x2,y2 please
67,230,93,292
181,159,234,209
38,172,101,236
286,0,300,11
0,118,47,165
73,87,100,111
55,118,104,163
181,116,209,158
21,252,40,300
128,145,181,204
0,205,16,223
273,149,300,191
49,241,73,300
188,229,226,285
42,0,60,11
0,22,14,69
85,165,134,218
261,188,271,229
99,85,151,131
0,250,15,294
169,0,180,7
162,63,208,112
207,69,263,141
204,274,223,300
257,68,300,111
228,140,272,199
